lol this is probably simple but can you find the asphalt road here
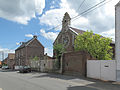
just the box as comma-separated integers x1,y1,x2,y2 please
0,69,120,90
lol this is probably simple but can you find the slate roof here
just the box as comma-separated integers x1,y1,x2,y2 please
69,27,115,44
69,27,85,34
15,38,33,51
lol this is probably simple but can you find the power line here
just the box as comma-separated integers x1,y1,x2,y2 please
71,0,107,20
72,0,112,22
31,0,112,38
76,0,86,12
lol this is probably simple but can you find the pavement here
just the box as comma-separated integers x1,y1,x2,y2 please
0,69,120,90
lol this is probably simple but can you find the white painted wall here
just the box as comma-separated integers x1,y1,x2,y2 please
87,60,116,81
100,61,116,81
115,1,120,82
15,66,19,70
87,60,101,79
115,1,120,71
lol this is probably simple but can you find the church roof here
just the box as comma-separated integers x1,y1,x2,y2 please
69,27,115,44
69,27,85,35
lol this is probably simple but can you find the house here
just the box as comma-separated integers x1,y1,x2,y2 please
15,35,44,68
7,53,15,69
115,1,120,81
53,12,115,59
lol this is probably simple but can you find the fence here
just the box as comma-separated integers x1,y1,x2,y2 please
30,59,57,72
87,60,116,81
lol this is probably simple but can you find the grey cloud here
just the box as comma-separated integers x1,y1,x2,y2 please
66,0,116,34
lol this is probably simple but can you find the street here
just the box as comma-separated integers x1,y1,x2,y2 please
0,69,120,90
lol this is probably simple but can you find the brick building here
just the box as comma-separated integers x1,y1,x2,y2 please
7,53,15,69
15,35,44,67
53,12,115,59
53,12,115,76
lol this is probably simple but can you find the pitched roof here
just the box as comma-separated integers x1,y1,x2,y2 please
15,36,44,51
69,27,85,34
69,27,115,44
15,38,33,51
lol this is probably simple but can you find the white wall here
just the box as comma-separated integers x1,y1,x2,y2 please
87,60,101,79
115,1,120,82
87,60,116,81
115,1,120,71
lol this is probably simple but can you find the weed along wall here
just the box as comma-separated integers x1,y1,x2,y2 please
87,60,116,81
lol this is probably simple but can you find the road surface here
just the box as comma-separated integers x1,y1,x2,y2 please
0,69,120,90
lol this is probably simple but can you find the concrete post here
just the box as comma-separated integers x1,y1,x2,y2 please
115,1,120,81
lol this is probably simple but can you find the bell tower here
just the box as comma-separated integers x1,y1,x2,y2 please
62,12,71,31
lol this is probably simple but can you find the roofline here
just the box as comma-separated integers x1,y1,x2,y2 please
53,31,62,45
26,37,44,48
69,27,78,35
115,1,120,7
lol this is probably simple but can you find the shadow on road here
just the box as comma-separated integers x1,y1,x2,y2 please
67,86,97,90
66,82,120,90
32,73,120,90
0,69,16,72
32,73,76,80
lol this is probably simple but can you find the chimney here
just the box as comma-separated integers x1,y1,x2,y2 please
33,35,37,38
22,42,25,44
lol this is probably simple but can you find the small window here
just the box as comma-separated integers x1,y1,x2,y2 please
65,20,66,22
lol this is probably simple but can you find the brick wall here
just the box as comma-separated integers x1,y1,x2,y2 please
62,51,91,76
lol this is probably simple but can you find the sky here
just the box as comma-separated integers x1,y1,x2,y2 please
0,0,119,60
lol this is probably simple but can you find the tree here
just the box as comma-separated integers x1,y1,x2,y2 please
53,43,65,69
53,43,65,59
74,30,113,60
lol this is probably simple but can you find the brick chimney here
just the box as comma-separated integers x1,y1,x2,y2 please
33,35,37,38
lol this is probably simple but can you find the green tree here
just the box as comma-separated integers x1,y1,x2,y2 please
53,43,65,69
75,30,113,60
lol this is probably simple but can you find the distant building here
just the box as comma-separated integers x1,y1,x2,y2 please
15,35,44,67
0,61,1,65
7,53,15,69
2,58,8,65
53,12,115,59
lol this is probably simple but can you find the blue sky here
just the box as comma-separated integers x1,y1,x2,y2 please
0,0,119,60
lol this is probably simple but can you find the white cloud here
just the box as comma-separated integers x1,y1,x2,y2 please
100,28,115,41
40,29,58,41
45,47,53,57
39,0,119,39
16,42,20,45
39,0,78,31
0,0,45,24
25,34,33,38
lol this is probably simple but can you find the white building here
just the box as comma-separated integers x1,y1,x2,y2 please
115,1,120,81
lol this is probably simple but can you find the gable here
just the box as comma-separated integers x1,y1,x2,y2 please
27,38,44,48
